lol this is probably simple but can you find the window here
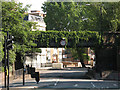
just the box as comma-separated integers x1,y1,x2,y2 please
59,51,62,55
54,48,58,54
47,51,50,53
59,59,62,62
48,59,51,61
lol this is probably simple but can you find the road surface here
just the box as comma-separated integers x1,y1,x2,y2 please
0,67,120,89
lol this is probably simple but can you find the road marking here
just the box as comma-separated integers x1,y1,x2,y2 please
74,84,78,87
113,84,117,86
54,79,59,86
91,82,96,88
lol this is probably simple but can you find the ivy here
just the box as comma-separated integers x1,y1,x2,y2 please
34,30,101,47
0,32,4,62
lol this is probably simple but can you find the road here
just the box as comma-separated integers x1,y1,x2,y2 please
5,78,119,89
37,79,119,89
0,67,120,89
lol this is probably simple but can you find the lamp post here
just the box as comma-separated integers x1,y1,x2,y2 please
21,43,26,86
7,32,9,90
4,36,7,88
3,31,14,89
6,32,14,90
23,55,25,85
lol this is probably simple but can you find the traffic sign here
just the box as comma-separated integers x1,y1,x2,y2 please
60,40,66,46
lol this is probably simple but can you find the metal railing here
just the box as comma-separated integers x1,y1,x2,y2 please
13,69,23,79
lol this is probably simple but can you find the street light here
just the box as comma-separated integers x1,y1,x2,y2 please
23,55,26,85
5,32,14,90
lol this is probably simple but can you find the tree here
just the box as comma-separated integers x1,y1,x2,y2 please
42,2,83,31
82,2,120,32
0,33,4,62
42,2,90,67
1,1,41,69
69,48,87,67
42,2,120,31
42,2,120,67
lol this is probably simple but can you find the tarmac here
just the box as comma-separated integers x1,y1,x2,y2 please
0,66,120,90
0,67,88,89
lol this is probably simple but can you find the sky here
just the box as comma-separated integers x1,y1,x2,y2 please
17,0,47,13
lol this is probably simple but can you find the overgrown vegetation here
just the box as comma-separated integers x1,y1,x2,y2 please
1,1,41,70
42,2,120,32
42,2,120,67
1,1,120,70
34,30,101,47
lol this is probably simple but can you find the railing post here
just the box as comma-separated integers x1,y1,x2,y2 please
7,32,9,90
4,36,7,88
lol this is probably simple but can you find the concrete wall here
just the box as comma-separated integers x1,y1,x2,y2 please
95,47,117,72
25,52,46,69
52,63,63,69
117,46,120,71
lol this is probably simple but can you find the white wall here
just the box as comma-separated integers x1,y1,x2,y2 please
25,53,45,69
28,14,46,31
25,12,47,68
37,55,41,68
25,56,32,66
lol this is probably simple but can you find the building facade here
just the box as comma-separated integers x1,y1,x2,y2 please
25,10,47,68
25,10,64,68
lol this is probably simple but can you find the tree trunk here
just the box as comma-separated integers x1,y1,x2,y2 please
78,56,86,67
80,58,86,67
76,48,86,68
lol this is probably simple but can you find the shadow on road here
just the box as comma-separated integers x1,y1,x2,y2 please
40,72,90,79
40,67,90,79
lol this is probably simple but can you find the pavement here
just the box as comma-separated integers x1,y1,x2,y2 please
86,68,120,81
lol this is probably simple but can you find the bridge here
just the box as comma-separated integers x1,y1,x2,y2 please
33,31,120,71
33,31,101,48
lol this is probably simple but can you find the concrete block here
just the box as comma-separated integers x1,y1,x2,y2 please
45,63,52,67
52,63,63,69
78,62,82,67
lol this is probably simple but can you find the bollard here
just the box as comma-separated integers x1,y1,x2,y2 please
30,67,35,74
35,72,40,84
31,72,36,78
26,65,30,74
31,72,40,84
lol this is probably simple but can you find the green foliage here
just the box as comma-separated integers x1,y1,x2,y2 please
42,2,82,31
69,48,79,60
69,48,88,64
82,53,88,61
42,2,120,32
1,1,40,68
9,50,16,65
0,67,4,73
88,56,91,61
42,2,115,67
33,30,101,66
34,30,101,47
0,32,4,62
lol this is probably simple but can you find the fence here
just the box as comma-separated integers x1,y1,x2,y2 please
0,68,24,87
13,69,24,79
